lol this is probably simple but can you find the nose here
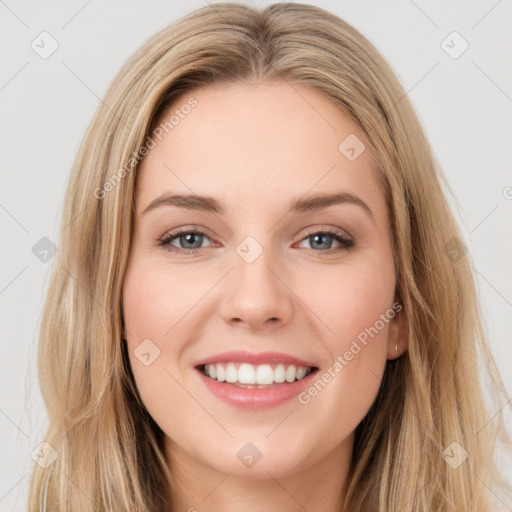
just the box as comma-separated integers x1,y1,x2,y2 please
219,248,294,332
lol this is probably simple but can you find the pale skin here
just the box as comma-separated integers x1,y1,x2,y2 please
122,80,408,511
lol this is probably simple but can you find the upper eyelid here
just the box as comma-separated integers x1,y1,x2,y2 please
300,224,353,239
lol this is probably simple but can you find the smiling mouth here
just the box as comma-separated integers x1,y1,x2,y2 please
197,362,318,388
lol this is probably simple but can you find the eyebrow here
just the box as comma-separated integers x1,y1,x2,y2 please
142,191,374,220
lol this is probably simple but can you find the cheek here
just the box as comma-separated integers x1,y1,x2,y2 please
122,258,206,341
295,258,395,417
121,258,210,425
304,257,396,353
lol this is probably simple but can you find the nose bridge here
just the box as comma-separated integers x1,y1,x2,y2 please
233,233,283,301
219,233,293,329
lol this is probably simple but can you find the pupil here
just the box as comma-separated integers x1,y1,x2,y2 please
182,233,202,248
312,234,331,250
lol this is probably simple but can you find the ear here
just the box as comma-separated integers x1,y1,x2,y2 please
387,300,408,359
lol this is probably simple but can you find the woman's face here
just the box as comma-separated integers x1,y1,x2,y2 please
122,80,406,480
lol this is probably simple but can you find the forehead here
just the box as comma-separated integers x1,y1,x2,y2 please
135,80,384,218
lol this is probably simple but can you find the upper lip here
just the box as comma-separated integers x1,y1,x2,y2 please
194,350,317,368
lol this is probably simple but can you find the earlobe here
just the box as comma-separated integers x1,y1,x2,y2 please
388,304,408,359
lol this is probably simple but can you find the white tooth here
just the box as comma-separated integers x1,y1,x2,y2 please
274,364,286,383
255,364,274,385
225,363,238,383
238,363,256,384
296,366,307,380
216,364,226,382
206,362,311,384
285,364,297,383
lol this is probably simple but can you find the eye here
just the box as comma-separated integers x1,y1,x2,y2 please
158,228,214,254
296,227,354,255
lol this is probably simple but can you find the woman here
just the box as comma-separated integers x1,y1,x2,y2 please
28,2,511,510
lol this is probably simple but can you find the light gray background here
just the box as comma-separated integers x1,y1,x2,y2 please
1,1,511,510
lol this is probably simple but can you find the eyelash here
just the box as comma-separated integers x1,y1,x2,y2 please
157,226,355,257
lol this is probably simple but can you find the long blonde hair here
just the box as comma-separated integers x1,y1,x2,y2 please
28,3,511,510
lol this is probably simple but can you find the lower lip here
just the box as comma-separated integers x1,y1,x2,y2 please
196,368,318,410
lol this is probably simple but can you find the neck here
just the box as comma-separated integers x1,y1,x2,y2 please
165,433,354,512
